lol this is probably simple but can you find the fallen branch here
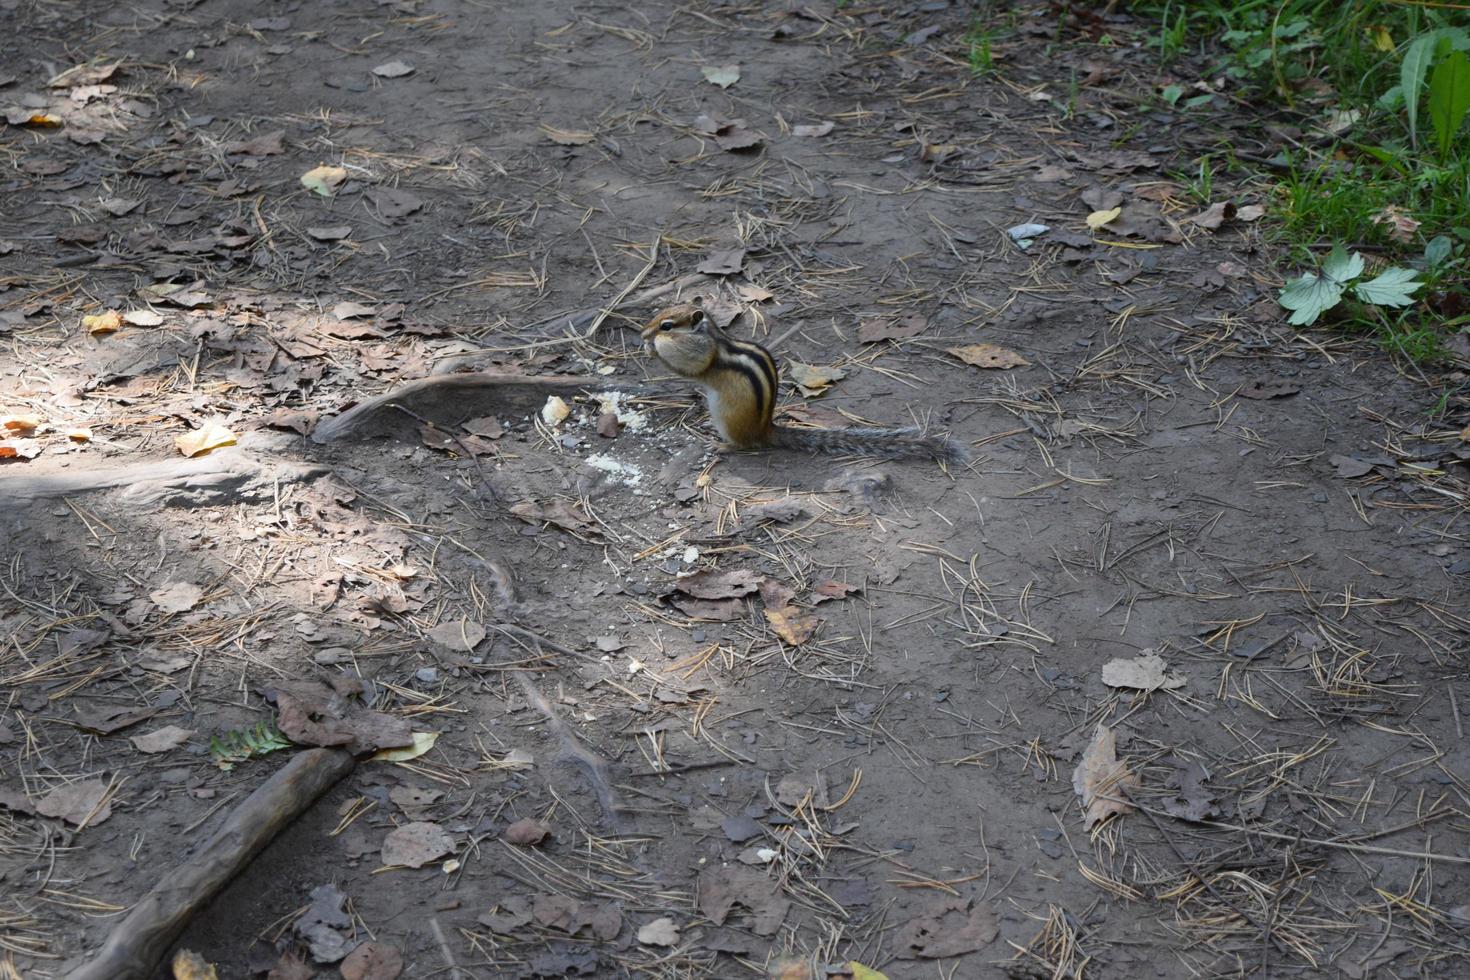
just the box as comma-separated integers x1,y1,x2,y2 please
2,443,327,504
66,747,357,980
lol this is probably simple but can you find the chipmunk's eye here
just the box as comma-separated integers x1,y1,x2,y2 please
658,320,676,331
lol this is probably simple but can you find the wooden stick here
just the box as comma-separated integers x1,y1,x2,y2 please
66,748,356,980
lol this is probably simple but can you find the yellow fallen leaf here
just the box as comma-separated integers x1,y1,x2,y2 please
174,420,237,457
1369,25,1393,52
83,309,122,335
1,415,42,435
300,164,347,197
947,344,1030,370
66,428,92,442
1459,424,1470,443
765,606,819,646
171,949,219,980
786,361,846,396
1086,206,1122,230
370,731,439,762
848,963,890,980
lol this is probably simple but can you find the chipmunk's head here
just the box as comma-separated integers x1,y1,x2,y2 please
640,299,717,376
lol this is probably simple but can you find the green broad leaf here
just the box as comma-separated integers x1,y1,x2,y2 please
1403,29,1450,149
1377,84,1405,112
1353,267,1423,307
1428,49,1470,159
1321,244,1364,284
1279,271,1345,326
1425,235,1453,269
1161,84,1183,107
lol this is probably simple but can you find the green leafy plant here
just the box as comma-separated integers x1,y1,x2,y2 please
210,717,293,770
1278,245,1423,326
1399,27,1470,153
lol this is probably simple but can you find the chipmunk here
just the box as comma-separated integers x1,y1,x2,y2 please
641,300,968,465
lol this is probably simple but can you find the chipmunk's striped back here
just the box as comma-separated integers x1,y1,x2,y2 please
642,299,967,467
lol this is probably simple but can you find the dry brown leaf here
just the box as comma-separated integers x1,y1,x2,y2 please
504,817,550,846
300,165,347,197
947,344,1030,370
637,917,680,947
1,414,41,435
0,440,41,461
1189,201,1238,230
381,821,453,868
151,581,204,613
340,942,404,980
35,778,112,827
1100,652,1185,692
764,606,819,646
792,120,834,137
858,315,926,343
83,309,122,335
1371,207,1421,243
174,420,236,457
426,619,485,652
122,309,164,327
786,361,845,396
1072,724,1137,830
130,725,195,753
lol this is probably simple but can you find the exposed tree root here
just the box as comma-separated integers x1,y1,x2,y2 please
65,748,357,980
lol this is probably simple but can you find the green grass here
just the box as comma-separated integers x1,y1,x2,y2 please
1125,0,1470,364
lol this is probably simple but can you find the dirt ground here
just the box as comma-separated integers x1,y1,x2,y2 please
3,1,1470,978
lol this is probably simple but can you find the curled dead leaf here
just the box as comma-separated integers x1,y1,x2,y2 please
300,165,347,197
765,606,819,646
83,309,122,335
174,420,236,457
1072,724,1138,830
947,344,1029,370
786,361,845,396
1086,206,1122,230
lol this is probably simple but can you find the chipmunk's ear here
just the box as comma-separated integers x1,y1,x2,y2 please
689,308,705,326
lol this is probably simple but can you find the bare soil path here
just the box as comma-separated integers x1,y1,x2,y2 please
3,2,1468,978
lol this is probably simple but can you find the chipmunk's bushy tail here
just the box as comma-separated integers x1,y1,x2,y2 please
770,424,969,466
